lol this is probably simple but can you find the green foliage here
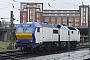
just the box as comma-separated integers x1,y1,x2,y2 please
0,41,17,51
0,42,9,51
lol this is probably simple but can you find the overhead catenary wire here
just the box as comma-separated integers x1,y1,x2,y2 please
12,0,18,2
48,3,52,7
0,0,81,4
12,4,15,8
42,0,81,10
0,7,20,12
0,0,83,12
0,0,20,11
0,0,81,10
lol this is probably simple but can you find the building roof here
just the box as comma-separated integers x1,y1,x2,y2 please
43,10,79,11
20,2,43,4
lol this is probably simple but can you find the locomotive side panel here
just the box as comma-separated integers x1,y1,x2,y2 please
42,27,53,42
60,29,68,41
70,30,78,41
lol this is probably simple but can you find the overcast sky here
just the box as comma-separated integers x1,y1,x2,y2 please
0,0,90,24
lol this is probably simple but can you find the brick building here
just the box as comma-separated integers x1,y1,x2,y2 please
43,10,80,27
20,2,43,23
20,2,89,29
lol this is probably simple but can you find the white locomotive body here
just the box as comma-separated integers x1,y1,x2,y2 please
15,22,80,52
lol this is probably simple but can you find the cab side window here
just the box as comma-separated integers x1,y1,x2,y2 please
53,30,58,34
37,27,40,32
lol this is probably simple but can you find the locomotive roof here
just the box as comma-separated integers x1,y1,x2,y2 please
39,22,69,30
39,22,57,28
20,22,78,30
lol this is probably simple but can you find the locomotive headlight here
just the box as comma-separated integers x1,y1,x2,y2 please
16,40,19,42
30,40,33,42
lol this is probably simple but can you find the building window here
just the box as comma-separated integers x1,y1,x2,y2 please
23,14,26,17
83,8,85,13
83,13,85,17
61,11,63,12
49,14,51,16
53,30,58,34
67,14,69,16
37,13,40,17
37,18,39,22
27,5,30,7
23,17,26,20
39,9,41,11
83,17,85,20
37,5,40,8
73,14,75,16
30,13,33,16
61,14,63,16
23,20,26,22
24,9,27,11
55,11,57,12
23,5,26,9
29,5,34,7
67,11,69,12
23,13,26,17
51,17,55,23
45,17,49,22
75,24,79,27
73,11,75,12
36,9,39,11
33,5,36,7
29,19,33,22
57,17,61,24
76,22,79,24
82,23,85,26
55,14,57,16
49,11,51,12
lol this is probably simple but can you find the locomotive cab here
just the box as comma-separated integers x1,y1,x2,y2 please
15,23,38,50
15,23,36,42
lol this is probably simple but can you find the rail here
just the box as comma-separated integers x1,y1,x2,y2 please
0,44,89,60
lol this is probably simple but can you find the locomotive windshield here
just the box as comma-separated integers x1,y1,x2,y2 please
17,26,32,33
25,27,32,33
67,27,76,30
17,27,23,33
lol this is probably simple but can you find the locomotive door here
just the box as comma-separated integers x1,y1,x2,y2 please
36,27,42,43
52,29,58,41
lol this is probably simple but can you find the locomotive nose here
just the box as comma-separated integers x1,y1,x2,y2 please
16,33,33,40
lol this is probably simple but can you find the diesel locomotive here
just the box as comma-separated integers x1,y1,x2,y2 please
15,22,80,52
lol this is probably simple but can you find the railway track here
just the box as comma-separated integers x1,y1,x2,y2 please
0,44,89,60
